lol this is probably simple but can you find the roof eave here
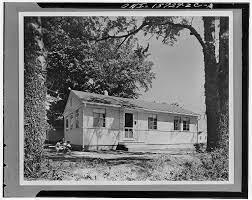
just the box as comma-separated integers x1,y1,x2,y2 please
81,100,199,117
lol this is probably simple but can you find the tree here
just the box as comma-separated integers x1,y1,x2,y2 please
92,16,229,151
217,17,229,150
42,17,155,128
218,17,229,114
24,17,47,177
202,17,219,151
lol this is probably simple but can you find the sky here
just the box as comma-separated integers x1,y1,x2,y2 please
136,17,207,131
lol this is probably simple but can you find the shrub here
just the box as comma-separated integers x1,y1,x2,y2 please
194,143,207,153
170,147,229,181
170,159,206,181
154,154,171,168
200,148,228,180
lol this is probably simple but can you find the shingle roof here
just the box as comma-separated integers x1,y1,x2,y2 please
72,90,198,116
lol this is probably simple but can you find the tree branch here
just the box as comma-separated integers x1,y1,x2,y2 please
91,19,206,51
91,22,147,42
115,36,129,51
156,20,206,50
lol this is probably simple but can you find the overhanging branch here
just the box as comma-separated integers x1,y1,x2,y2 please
91,22,147,42
91,19,206,51
155,20,206,50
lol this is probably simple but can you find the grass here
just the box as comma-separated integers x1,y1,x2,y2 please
24,148,228,181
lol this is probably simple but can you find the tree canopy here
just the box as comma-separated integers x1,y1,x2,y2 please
90,16,229,151
42,17,155,127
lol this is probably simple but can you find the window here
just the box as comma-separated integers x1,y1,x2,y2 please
70,114,74,129
93,112,106,127
75,109,79,128
66,117,69,131
174,117,180,130
148,114,157,130
183,118,190,131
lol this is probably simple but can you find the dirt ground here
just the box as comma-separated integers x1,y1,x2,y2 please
34,149,202,181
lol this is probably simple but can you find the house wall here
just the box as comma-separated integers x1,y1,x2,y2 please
82,105,121,150
64,93,84,146
63,92,199,150
197,131,207,143
126,111,198,145
81,106,198,148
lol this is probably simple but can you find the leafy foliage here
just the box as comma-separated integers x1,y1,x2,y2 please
142,17,186,45
29,150,228,181
171,150,228,181
42,17,155,127
24,17,48,177
194,143,207,153
94,16,230,151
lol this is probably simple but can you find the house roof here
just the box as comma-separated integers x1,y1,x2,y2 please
71,90,198,116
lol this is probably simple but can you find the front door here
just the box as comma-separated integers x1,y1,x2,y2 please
125,113,133,139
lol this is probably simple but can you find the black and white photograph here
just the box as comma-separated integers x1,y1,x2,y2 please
19,11,234,184
3,1,250,198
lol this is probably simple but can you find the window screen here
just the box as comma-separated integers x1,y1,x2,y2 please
93,112,106,127
75,109,79,128
183,118,190,131
148,114,157,130
174,117,180,130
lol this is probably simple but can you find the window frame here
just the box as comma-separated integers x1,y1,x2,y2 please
183,117,190,131
75,109,79,128
93,112,106,128
70,113,74,129
148,114,157,130
65,116,69,131
174,117,181,131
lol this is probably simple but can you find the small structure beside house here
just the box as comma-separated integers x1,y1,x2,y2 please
63,90,203,152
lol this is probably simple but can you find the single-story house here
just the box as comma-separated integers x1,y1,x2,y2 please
63,90,203,152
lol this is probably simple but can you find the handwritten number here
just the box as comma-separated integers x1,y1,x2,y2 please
121,4,129,9
185,3,191,8
121,3,211,9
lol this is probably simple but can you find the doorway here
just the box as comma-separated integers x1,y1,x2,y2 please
124,113,133,138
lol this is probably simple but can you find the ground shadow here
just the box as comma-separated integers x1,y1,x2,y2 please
44,151,154,167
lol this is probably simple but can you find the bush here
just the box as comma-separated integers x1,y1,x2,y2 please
200,148,228,180
194,143,207,153
170,147,228,181
171,160,206,181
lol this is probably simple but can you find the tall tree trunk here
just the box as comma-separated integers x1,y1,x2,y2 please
217,17,229,149
203,17,219,151
218,17,229,113
24,17,47,177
